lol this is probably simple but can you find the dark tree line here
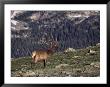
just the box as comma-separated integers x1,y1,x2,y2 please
11,11,100,58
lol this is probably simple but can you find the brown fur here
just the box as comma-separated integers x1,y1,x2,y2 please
31,41,58,68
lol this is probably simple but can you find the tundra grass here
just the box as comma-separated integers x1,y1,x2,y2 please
11,44,100,77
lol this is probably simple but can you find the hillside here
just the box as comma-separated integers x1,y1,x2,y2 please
11,43,100,77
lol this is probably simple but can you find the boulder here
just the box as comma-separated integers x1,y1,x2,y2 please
64,48,76,53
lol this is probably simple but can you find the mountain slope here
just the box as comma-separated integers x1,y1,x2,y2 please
11,11,100,58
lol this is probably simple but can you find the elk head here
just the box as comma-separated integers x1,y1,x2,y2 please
47,40,59,54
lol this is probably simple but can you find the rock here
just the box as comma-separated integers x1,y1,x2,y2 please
87,49,96,55
90,62,100,68
23,70,36,77
64,48,76,53
89,49,96,53
73,56,80,58
96,43,100,46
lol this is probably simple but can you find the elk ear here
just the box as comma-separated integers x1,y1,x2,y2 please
55,41,58,45
47,39,59,48
52,41,59,47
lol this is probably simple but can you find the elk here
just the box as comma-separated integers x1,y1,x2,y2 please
31,40,58,68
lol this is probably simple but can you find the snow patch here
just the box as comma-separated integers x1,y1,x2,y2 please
11,20,18,25
11,11,25,19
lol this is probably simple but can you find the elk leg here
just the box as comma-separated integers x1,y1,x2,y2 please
43,60,46,68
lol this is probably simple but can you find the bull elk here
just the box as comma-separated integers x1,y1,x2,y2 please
31,41,58,68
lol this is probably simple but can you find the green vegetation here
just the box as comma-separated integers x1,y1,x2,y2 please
11,44,100,77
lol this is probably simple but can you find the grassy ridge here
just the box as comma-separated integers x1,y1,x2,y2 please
11,44,100,77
